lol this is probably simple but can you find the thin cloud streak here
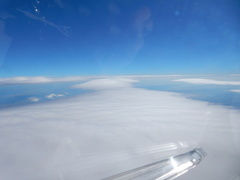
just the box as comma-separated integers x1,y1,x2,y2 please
0,76,97,85
174,78,240,85
230,90,240,93
46,93,65,99
28,97,40,102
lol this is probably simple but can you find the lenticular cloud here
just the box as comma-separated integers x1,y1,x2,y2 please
0,78,239,180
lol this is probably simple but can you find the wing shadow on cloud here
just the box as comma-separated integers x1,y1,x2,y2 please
0,77,239,180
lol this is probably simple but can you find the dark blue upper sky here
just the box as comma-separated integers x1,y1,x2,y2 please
0,0,240,76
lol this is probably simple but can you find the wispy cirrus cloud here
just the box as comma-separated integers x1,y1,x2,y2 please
174,78,240,85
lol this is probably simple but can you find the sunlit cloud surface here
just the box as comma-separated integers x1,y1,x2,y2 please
0,78,239,180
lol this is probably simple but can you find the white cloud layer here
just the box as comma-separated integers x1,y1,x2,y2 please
0,75,186,85
174,78,240,85
72,77,138,90
0,78,239,180
0,76,98,85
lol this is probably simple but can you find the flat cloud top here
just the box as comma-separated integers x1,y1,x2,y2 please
0,75,179,85
0,77,240,180
72,78,138,90
1,75,239,87
0,76,96,85
0,75,187,86
174,78,240,85
0,76,52,84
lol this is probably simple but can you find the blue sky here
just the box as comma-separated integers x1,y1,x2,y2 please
0,0,240,76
